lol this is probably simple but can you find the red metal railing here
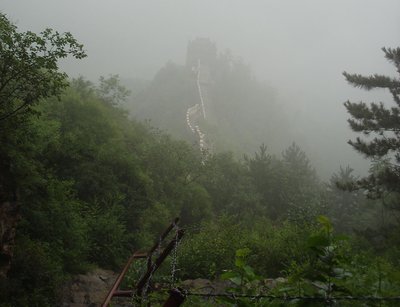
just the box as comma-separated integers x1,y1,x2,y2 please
101,218,184,307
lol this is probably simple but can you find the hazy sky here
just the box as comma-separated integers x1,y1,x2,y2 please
2,0,399,178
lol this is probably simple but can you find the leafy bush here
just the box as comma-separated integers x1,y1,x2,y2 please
178,216,249,279
272,216,400,306
3,236,65,307
178,216,315,280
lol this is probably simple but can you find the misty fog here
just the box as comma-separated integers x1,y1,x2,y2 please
3,0,399,178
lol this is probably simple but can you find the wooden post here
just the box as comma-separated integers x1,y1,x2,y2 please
163,288,186,307
101,252,147,307
136,229,185,296
101,218,181,307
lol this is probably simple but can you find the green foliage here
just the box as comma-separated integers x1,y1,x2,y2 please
97,74,131,106
179,183,212,225
126,47,287,154
217,248,265,306
178,216,315,280
196,217,400,307
1,21,399,306
135,202,174,249
245,144,282,218
0,77,149,303
249,219,315,278
129,62,197,138
200,152,260,215
343,47,400,210
20,178,90,273
0,73,224,304
0,16,85,303
179,216,248,279
221,248,260,287
84,202,129,268
207,53,286,153
0,12,86,123
4,236,65,307
324,166,379,233
272,216,400,306
298,215,350,291
245,143,322,221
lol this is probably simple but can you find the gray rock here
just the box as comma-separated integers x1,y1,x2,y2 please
61,268,118,307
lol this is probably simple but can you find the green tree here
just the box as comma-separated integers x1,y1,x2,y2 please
326,166,369,233
200,152,260,216
130,62,196,138
245,143,320,220
0,13,86,122
97,74,131,106
343,47,400,209
0,12,85,279
282,142,321,222
245,144,285,219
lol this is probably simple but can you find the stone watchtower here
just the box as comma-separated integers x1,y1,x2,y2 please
185,38,217,84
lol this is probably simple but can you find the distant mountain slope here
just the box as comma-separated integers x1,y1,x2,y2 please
125,41,291,155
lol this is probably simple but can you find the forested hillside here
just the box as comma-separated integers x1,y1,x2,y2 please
1,11,400,307
126,39,289,155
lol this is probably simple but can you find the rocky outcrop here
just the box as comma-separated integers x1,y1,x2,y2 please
61,270,288,307
62,268,118,307
181,278,232,294
180,277,287,294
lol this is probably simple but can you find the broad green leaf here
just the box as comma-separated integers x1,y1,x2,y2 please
307,234,329,249
243,265,255,277
317,215,332,231
230,276,242,285
236,248,251,257
235,257,245,268
221,271,238,280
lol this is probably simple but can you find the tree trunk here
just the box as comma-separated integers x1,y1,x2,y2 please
0,200,19,278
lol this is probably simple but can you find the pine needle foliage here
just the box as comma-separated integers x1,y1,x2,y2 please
343,47,400,205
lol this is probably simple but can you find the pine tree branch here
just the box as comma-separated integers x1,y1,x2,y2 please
343,72,400,91
382,47,400,74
